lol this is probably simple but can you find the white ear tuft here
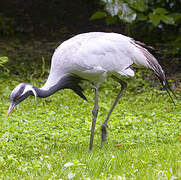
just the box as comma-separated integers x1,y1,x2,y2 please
23,85,37,103
31,88,37,103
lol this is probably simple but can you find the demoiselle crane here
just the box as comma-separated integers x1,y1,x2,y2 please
7,32,174,151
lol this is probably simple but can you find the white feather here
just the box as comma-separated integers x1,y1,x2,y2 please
23,85,37,102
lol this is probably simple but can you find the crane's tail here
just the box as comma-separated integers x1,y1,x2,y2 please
134,41,176,104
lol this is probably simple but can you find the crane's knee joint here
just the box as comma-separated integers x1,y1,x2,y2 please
101,123,108,135
92,104,99,116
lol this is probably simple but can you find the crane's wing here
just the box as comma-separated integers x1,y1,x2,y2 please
44,32,175,103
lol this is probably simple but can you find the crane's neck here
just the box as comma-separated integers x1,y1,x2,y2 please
34,83,62,98
33,75,87,100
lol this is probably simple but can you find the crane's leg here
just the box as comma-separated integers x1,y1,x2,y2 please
89,85,99,151
101,75,127,147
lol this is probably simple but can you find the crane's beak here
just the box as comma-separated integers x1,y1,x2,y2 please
6,102,15,117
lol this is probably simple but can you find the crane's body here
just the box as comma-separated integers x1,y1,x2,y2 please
42,32,160,90
7,32,174,151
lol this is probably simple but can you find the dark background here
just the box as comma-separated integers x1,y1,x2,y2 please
0,0,180,77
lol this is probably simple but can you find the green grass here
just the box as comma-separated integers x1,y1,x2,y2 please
0,36,180,179
0,73,180,179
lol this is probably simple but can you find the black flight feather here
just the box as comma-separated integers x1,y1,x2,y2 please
134,41,176,104
63,75,87,101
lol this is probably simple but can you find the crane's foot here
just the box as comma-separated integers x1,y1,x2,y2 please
101,123,108,147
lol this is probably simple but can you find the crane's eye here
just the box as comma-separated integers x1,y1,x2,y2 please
15,95,20,100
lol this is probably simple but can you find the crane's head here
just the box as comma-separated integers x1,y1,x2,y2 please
7,83,37,117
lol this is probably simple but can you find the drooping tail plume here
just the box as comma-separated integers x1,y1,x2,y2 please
134,41,176,104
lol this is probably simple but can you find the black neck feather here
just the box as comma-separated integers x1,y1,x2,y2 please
33,75,87,101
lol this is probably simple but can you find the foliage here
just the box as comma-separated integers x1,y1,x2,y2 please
0,56,8,67
91,0,181,57
91,0,181,26
0,56,9,74
0,14,15,35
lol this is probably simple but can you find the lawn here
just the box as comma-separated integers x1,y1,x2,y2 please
0,37,180,179
0,72,180,179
